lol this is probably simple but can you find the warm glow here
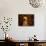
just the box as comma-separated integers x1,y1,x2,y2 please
6,34,8,37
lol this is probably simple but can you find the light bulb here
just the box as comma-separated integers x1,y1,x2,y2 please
6,34,8,38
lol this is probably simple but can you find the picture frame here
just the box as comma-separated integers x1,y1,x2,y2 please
18,14,34,26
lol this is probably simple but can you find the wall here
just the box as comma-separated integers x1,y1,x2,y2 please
0,0,46,40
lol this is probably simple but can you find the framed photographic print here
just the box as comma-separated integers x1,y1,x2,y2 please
18,14,34,26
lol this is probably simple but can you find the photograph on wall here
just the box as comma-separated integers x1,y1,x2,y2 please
18,14,34,26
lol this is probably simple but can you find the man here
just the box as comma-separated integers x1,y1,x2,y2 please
22,16,29,26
